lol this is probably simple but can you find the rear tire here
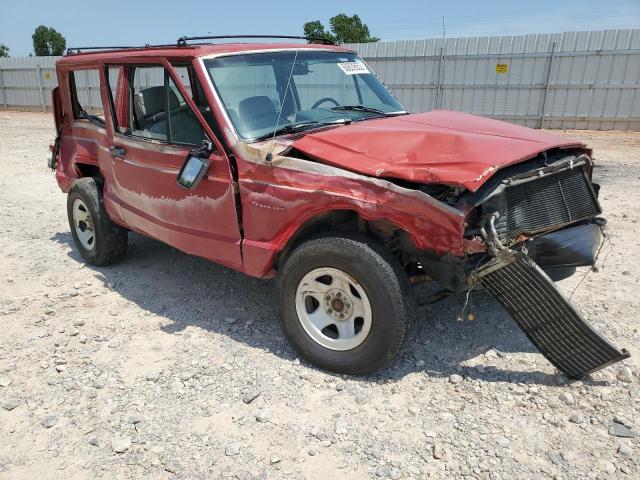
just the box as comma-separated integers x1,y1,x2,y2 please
277,234,414,374
67,177,128,266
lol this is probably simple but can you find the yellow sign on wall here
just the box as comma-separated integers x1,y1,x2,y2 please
44,72,51,80
495,64,509,74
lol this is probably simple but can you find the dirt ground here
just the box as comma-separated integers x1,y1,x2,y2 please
0,111,639,480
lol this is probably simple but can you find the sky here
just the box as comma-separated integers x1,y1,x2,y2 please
2,0,640,56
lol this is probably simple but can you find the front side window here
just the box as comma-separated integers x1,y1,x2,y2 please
204,50,405,141
106,65,208,146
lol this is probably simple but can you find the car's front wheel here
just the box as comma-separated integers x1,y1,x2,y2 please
67,177,128,266
277,235,414,374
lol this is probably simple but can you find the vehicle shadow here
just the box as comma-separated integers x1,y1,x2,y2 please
51,231,596,386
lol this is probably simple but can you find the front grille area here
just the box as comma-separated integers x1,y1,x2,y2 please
486,166,601,243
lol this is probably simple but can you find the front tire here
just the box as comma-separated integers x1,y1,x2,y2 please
277,235,414,374
67,177,128,266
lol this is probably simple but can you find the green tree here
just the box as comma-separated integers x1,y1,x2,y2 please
32,26,66,56
330,14,379,43
0,44,9,57
304,14,379,44
303,20,336,44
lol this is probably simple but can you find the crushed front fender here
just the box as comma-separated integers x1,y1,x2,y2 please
475,251,629,380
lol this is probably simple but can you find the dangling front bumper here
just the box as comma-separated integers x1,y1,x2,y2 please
475,250,629,379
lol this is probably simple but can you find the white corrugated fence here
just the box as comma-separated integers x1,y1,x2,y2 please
346,29,640,130
1,28,639,130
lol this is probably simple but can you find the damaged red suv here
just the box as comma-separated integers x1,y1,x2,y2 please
50,36,628,378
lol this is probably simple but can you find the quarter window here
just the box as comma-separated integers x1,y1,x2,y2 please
69,69,104,124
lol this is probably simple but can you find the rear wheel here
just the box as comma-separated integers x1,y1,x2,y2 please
67,177,128,266
277,235,414,374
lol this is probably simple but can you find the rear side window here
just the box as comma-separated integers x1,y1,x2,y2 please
106,64,208,146
130,66,167,141
69,69,105,124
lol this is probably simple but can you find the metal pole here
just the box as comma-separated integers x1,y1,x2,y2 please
539,41,557,129
36,65,46,112
0,67,7,110
435,46,444,109
440,17,447,109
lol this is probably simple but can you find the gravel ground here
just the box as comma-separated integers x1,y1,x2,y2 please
0,112,639,480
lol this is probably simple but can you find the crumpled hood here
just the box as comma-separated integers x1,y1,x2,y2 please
291,110,584,191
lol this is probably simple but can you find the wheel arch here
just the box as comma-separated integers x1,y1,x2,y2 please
75,162,102,180
274,208,418,274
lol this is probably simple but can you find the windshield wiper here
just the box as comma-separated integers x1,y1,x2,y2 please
331,105,386,115
253,121,321,141
253,120,350,141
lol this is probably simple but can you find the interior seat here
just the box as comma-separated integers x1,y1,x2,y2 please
238,96,278,133
133,86,179,131
133,86,204,144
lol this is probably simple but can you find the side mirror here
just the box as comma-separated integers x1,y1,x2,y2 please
177,154,211,189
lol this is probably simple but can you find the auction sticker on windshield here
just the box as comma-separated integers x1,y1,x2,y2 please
337,61,370,75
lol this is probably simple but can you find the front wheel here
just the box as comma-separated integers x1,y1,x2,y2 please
277,235,414,374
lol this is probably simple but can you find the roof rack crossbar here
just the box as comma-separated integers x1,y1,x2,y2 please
176,35,336,46
65,44,177,55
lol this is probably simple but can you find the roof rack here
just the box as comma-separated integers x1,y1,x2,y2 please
65,35,337,55
65,44,178,55
176,35,337,46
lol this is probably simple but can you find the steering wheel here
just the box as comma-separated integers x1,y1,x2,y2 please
311,97,340,109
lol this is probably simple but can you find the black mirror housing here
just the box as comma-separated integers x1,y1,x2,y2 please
177,155,211,189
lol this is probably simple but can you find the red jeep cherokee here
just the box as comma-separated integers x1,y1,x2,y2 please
50,36,628,378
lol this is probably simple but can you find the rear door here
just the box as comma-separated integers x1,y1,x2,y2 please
103,61,242,270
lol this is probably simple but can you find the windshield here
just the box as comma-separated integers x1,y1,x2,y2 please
204,50,405,140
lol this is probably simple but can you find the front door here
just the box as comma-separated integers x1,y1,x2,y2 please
102,62,242,270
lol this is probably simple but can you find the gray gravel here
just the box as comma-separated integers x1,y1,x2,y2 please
0,113,639,479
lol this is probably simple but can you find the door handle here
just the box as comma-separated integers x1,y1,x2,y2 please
109,145,126,158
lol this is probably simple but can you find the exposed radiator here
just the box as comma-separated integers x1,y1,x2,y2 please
477,252,629,379
485,166,601,243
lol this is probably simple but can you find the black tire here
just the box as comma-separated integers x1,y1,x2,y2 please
67,177,128,266
277,234,414,375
